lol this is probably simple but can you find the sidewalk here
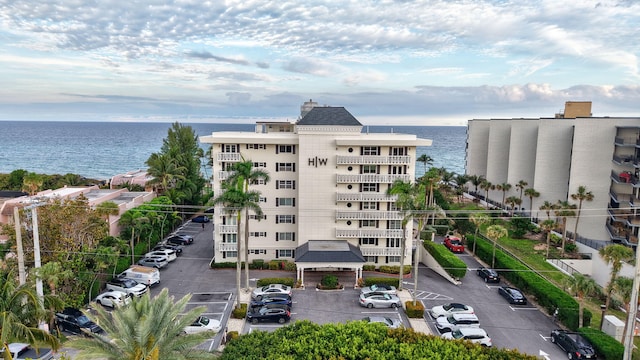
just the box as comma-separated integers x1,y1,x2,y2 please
397,289,432,335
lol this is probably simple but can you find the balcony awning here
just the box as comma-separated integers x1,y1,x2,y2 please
295,240,365,263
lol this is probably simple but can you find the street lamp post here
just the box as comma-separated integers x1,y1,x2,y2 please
599,304,607,331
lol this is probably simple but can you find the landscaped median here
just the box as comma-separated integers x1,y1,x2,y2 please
397,289,432,335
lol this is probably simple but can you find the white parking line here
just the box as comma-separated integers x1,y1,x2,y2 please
509,305,538,311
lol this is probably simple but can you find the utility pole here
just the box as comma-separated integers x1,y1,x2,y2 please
623,245,640,359
31,207,45,307
13,206,26,285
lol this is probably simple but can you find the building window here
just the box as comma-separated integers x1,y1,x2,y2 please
276,249,295,258
362,146,380,156
390,147,407,156
249,214,267,220
361,165,378,174
276,163,295,172
276,232,296,241
276,215,296,224
223,251,238,258
389,165,406,174
388,220,402,229
249,249,267,255
276,198,295,207
250,232,267,237
359,220,377,228
387,238,401,247
246,144,266,150
361,201,377,210
253,162,267,167
386,256,400,263
276,145,295,154
361,183,378,192
364,256,378,263
388,202,399,211
276,180,296,189
251,178,267,185
223,234,237,243
359,238,377,245
223,144,238,153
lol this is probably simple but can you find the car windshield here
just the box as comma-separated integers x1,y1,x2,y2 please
382,294,391,300
451,329,464,339
370,284,379,291
122,279,137,287
450,239,461,245
76,315,91,326
197,317,209,326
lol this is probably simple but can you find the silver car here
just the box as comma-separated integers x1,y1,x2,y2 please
363,316,403,329
137,255,169,269
251,284,292,300
360,283,397,296
358,293,401,309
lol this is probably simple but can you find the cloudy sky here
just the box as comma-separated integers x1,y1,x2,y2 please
1,0,638,125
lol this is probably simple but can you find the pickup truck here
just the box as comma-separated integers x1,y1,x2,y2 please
3,343,53,360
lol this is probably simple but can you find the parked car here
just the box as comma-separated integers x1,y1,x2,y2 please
137,255,169,269
550,329,597,359
358,293,401,309
251,284,292,300
4,343,53,360
444,235,465,253
184,316,222,334
250,294,292,308
476,267,500,283
360,283,397,295
246,304,291,324
153,242,183,255
429,303,475,318
442,327,492,347
117,265,160,286
435,313,481,333
145,249,177,262
95,290,131,308
191,215,210,223
55,308,103,335
105,278,148,297
166,234,194,245
498,286,527,305
204,207,215,214
362,316,403,329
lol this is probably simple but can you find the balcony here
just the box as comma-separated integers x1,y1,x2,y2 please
336,174,411,184
610,170,638,186
336,155,411,165
612,154,636,167
610,190,640,207
360,246,404,257
336,211,403,220
336,229,404,238
218,171,230,181
335,193,397,202
218,242,238,252
216,153,241,162
614,137,639,147
217,225,237,234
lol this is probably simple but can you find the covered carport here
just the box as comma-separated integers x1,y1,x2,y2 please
294,240,365,287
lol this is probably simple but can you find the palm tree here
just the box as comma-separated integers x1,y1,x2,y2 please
0,270,60,354
612,276,633,340
454,174,470,202
146,153,186,194
33,262,73,331
468,174,485,195
67,289,212,360
505,196,522,216
564,273,600,328
22,172,44,195
486,224,508,268
540,219,556,259
496,182,511,208
515,180,528,204
225,159,270,290
553,200,577,257
599,244,635,319
416,154,433,174
479,180,493,209
570,185,594,242
524,188,540,219
439,169,455,198
470,213,490,255
539,201,556,220
387,180,414,291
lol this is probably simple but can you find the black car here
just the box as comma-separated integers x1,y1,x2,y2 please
153,242,183,254
191,215,210,223
551,329,597,359
166,234,194,245
250,295,293,309
204,207,215,214
246,304,291,324
498,286,527,305
476,267,500,283
55,308,103,335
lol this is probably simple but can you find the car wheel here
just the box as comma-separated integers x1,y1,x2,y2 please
391,303,398,308
96,300,102,306
251,318,258,325
278,317,286,324
567,352,573,360
550,335,556,343
484,277,488,283
256,295,263,300
367,303,373,309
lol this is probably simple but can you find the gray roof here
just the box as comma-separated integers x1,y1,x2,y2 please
297,107,362,126
295,240,365,263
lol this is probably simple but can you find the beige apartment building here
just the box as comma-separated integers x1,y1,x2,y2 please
200,101,432,279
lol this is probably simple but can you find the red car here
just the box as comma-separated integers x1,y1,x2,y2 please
444,236,465,253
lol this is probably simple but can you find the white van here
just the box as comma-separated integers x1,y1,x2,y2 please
118,265,160,287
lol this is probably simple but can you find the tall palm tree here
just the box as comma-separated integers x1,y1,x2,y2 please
439,169,455,198
612,276,633,340
599,244,635,319
416,154,433,174
225,159,270,290
539,201,555,220
505,196,522,216
553,200,577,257
67,289,212,360
486,224,508,268
146,153,186,194
387,179,414,291
479,180,493,209
515,180,528,204
524,188,540,219
468,174,485,195
22,172,44,195
454,174,470,202
470,213,490,255
496,182,511,208
540,219,556,259
0,270,60,354
570,185,594,242
564,273,600,328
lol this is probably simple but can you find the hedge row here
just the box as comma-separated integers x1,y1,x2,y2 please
423,240,468,279
579,328,624,360
256,277,295,287
467,235,591,330
363,277,400,288
363,264,412,274
210,260,296,271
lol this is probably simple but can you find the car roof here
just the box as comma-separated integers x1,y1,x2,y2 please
455,327,488,336
449,313,479,320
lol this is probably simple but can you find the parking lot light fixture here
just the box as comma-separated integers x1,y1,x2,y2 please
599,304,606,330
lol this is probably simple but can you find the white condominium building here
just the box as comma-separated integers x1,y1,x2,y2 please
200,101,432,279
466,102,640,248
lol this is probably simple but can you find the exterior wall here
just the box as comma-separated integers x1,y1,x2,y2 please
465,120,490,178
485,120,511,185
506,120,538,211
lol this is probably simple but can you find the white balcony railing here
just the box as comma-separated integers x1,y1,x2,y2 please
217,225,238,234
336,155,411,165
336,174,411,184
336,211,403,220
336,229,404,238
218,243,238,252
335,193,397,202
216,153,242,162
360,247,403,256
218,171,231,181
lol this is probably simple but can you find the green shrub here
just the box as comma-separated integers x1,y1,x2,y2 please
210,261,242,269
579,328,624,360
378,265,412,275
363,264,376,271
249,259,264,269
284,262,297,271
405,300,425,318
268,260,280,270
423,240,467,279
226,330,239,342
231,303,247,319
363,277,399,288
256,277,295,287
319,275,340,289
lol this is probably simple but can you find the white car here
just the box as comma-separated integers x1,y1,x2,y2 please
95,290,131,308
184,316,222,334
429,303,475,318
442,327,492,347
251,284,292,300
144,249,177,262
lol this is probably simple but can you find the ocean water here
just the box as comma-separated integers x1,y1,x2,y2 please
0,121,466,180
